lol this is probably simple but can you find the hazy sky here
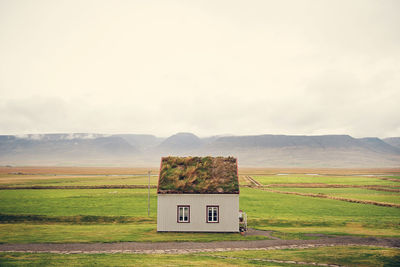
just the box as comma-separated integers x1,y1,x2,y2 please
1,0,399,138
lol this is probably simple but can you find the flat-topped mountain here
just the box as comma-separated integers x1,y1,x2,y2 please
208,134,356,149
0,133,399,167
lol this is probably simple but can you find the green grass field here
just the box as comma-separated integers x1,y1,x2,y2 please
0,223,270,243
0,174,159,187
241,187,400,237
273,187,400,204
253,174,400,186
0,189,158,217
0,170,399,266
1,187,398,224
0,174,253,187
1,246,399,267
241,187,400,222
0,187,399,242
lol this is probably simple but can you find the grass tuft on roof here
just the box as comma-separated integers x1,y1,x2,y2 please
158,156,239,194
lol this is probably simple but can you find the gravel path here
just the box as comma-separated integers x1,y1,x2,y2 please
0,236,399,254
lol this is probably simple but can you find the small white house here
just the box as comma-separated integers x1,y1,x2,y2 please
157,156,240,232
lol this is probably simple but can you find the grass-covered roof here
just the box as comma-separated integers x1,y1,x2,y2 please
157,156,239,194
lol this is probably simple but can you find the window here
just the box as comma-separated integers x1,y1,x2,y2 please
206,206,219,223
177,205,190,223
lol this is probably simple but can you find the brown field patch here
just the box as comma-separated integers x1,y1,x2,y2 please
239,167,400,175
0,166,159,175
264,183,400,192
1,166,400,176
0,185,157,190
0,175,101,184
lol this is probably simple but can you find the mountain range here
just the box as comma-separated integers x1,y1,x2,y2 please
0,133,399,167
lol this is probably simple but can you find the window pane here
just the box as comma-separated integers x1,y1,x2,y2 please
179,207,183,222
178,206,189,222
207,207,218,222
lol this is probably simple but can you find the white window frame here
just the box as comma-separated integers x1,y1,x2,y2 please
206,205,219,223
177,205,190,223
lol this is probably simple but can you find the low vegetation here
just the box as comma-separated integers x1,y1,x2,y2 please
253,174,400,186
1,246,399,267
241,187,400,237
0,174,158,187
158,156,239,194
0,223,269,243
209,246,400,267
0,186,399,242
272,187,400,204
0,189,158,217
0,168,399,266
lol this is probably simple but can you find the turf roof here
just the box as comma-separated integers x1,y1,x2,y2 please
157,156,239,194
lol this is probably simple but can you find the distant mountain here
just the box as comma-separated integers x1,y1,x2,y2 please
157,132,203,152
196,134,400,167
206,134,357,149
0,134,138,166
383,137,400,149
358,137,400,154
0,133,399,167
115,134,164,150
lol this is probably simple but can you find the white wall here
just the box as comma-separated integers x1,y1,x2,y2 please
157,194,239,232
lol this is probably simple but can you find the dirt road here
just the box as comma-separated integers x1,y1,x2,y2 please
0,236,399,254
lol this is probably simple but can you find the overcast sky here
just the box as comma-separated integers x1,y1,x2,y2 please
1,0,399,138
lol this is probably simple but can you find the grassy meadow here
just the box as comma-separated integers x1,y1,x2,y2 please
0,174,159,187
272,187,400,204
1,246,399,267
0,182,399,242
0,167,399,266
253,174,400,186
241,187,400,238
0,189,158,217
